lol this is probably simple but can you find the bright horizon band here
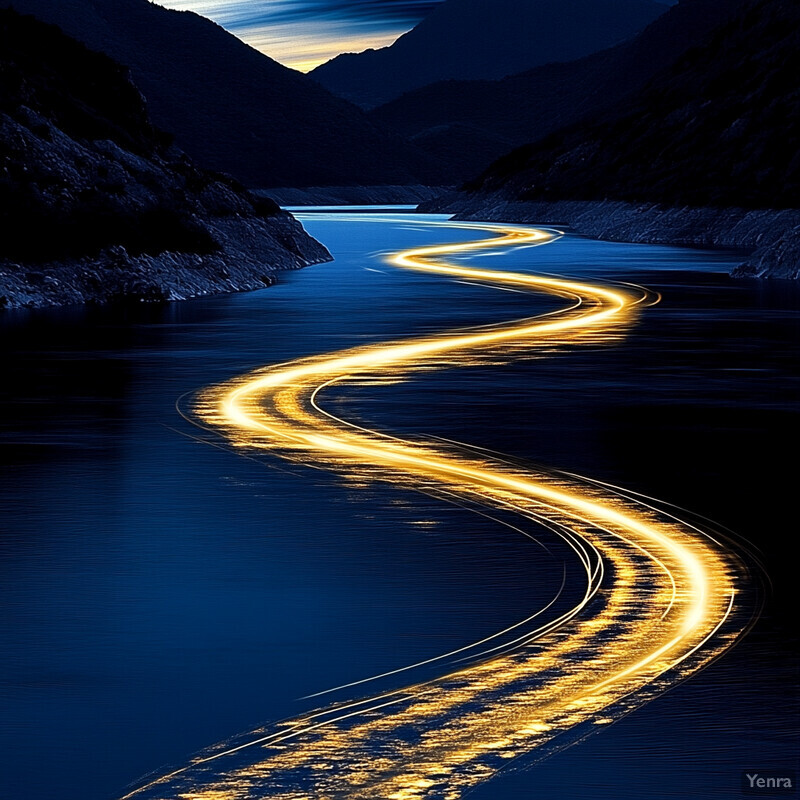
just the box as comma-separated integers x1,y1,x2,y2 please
126,219,746,799
155,0,431,71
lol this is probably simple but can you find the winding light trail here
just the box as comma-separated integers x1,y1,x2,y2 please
127,218,746,800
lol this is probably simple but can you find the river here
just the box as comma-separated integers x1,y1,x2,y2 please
1,210,797,799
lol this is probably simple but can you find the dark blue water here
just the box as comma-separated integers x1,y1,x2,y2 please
1,212,797,799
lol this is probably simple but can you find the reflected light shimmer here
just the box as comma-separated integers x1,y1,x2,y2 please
125,220,747,799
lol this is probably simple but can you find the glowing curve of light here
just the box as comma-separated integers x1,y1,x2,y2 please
124,219,747,800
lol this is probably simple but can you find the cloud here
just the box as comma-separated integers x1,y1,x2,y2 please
236,19,408,71
157,0,441,68
159,1,439,27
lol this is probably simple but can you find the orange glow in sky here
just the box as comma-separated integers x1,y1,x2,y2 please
155,0,436,71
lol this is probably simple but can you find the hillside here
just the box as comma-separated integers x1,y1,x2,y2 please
311,0,664,109
422,0,800,278
0,9,330,308
370,0,740,180
8,0,444,188
466,0,799,209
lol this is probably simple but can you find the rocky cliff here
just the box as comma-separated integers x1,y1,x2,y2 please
9,0,444,187
0,9,331,309
369,0,739,179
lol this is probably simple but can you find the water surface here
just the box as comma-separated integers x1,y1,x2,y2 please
1,212,797,798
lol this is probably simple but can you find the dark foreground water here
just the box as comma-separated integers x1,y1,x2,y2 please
1,212,797,799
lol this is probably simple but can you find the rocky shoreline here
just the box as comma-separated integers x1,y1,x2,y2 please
0,211,330,310
418,195,800,279
0,9,332,310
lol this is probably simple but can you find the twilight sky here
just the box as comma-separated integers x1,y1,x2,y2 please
157,0,442,72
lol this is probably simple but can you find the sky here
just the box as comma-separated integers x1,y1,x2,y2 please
157,0,442,72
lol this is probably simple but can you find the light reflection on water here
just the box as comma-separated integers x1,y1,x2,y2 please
0,213,797,800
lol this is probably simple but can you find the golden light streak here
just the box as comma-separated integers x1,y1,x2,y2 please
125,219,747,799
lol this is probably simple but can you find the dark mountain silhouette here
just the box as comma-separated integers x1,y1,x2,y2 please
463,0,799,210
310,0,665,109
370,0,742,180
0,8,330,308
8,0,444,188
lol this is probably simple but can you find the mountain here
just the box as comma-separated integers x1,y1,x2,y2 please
7,0,444,188
310,0,666,109
0,9,330,308
464,0,799,209
370,0,742,180
422,0,800,278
